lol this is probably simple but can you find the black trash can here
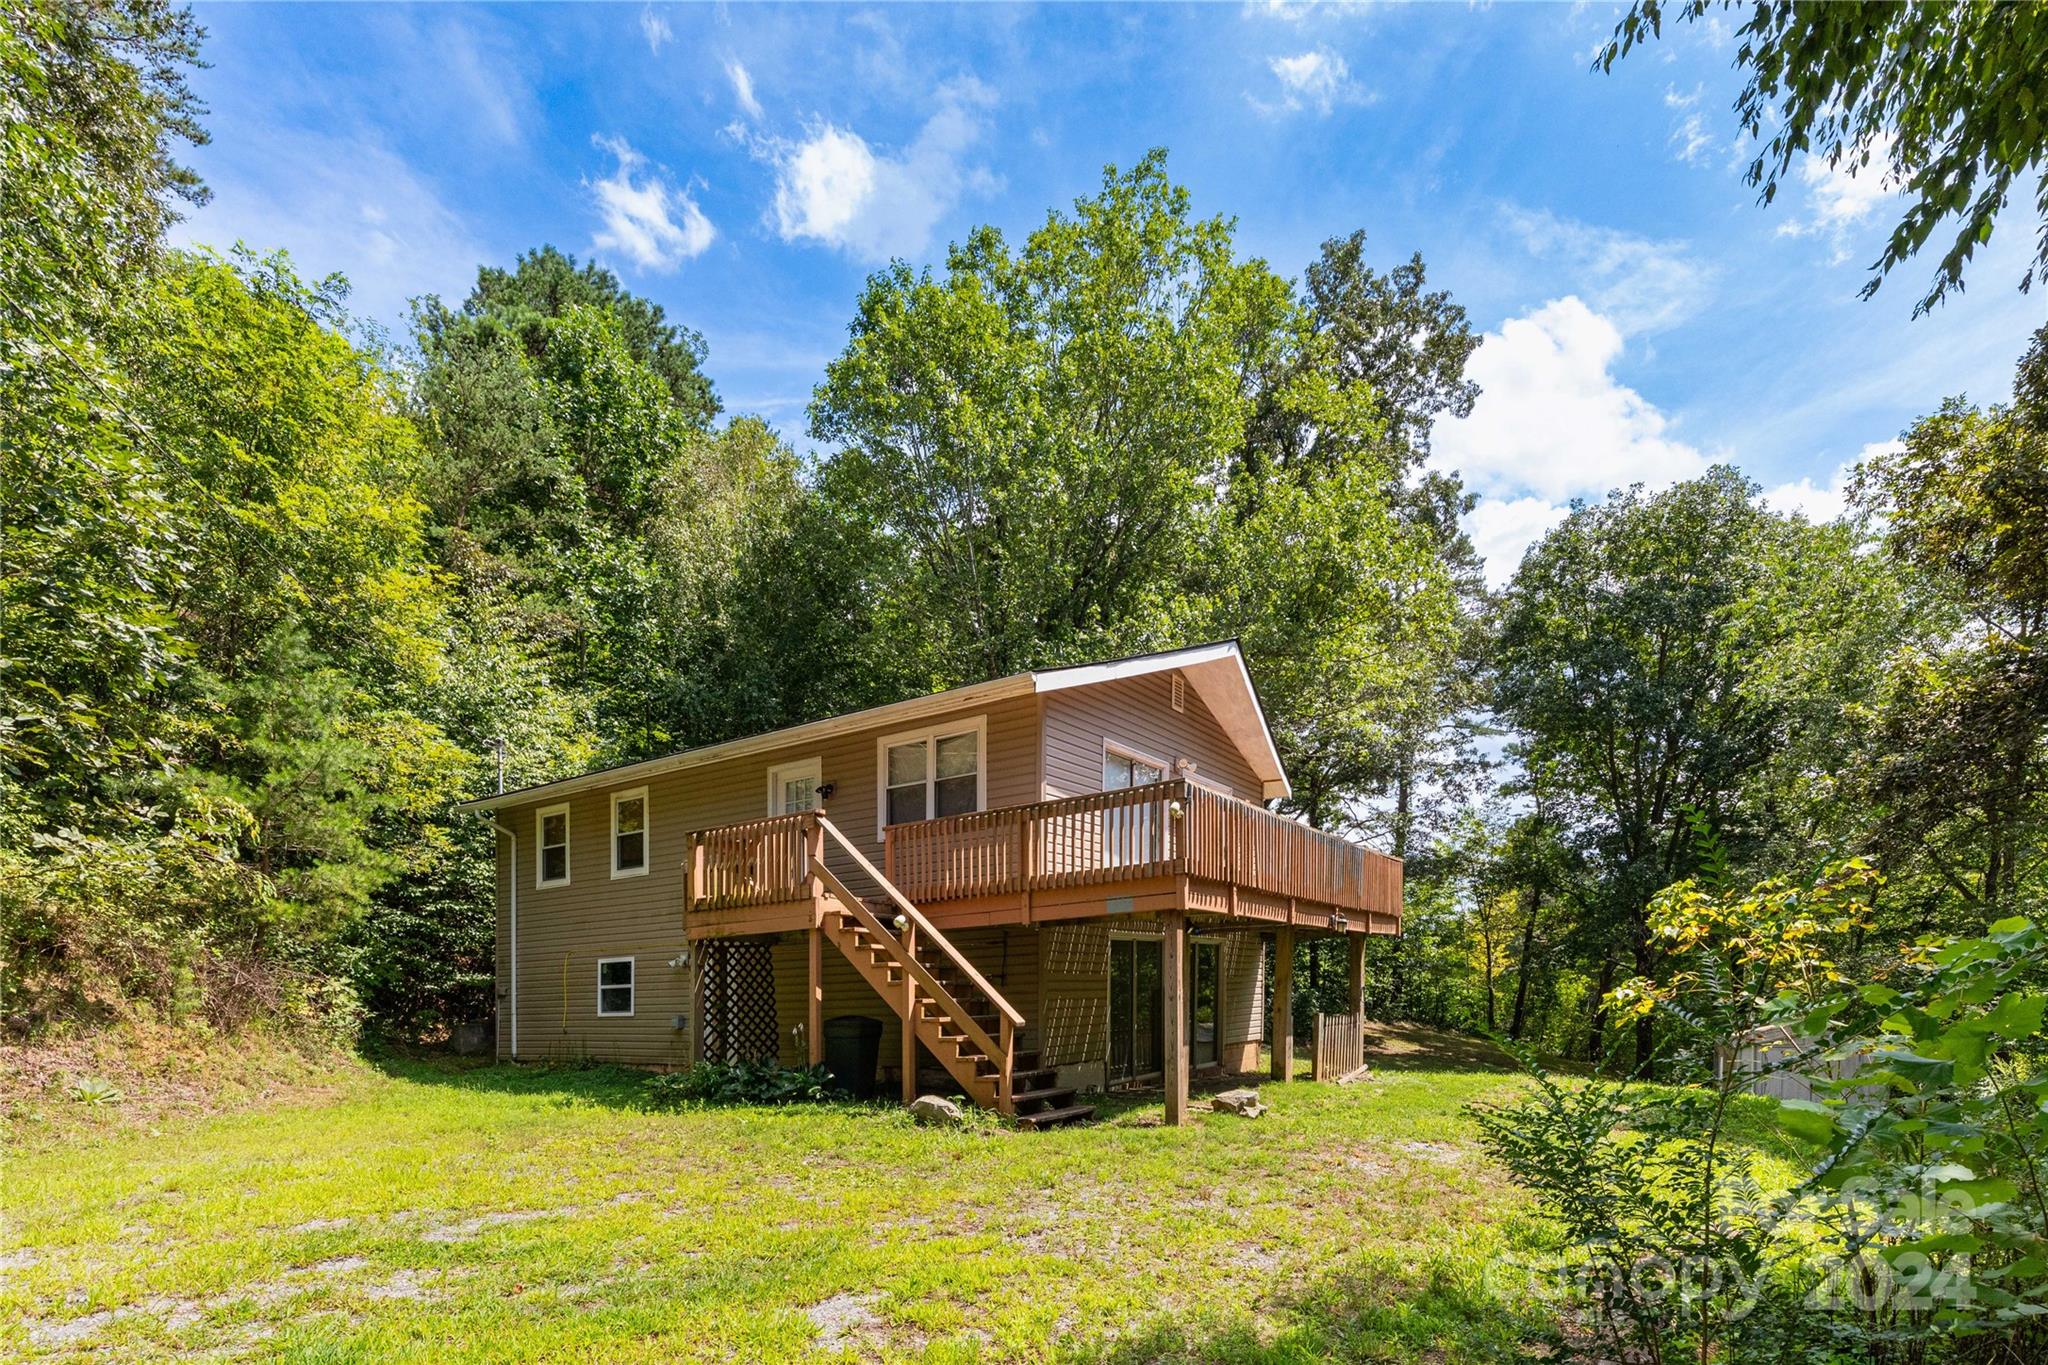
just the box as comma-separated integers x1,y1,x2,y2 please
822,1015,883,1100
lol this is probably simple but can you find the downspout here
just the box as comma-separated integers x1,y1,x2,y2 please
494,822,518,1059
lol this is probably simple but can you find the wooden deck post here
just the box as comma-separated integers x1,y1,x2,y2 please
1162,910,1189,1126
1273,928,1294,1082
805,816,826,1068
1346,933,1366,1019
901,922,918,1105
806,925,824,1068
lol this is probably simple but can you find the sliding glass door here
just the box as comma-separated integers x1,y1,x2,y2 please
1109,936,1220,1083
1108,936,1162,1084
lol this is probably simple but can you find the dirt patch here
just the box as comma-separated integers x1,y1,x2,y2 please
1396,1140,1467,1163
1361,1022,1515,1073
805,1291,882,1351
421,1209,562,1243
2,1024,364,1152
362,1269,432,1300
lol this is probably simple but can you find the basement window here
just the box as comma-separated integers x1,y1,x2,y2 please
597,957,634,1016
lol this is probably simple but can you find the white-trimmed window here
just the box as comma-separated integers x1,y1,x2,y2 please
597,957,634,1016
611,787,648,879
766,757,822,816
876,716,985,837
1103,741,1169,868
1103,741,1168,791
536,803,570,888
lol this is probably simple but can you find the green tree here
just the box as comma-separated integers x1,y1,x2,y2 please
811,150,1296,686
1602,0,2048,314
1494,470,1790,1072
0,0,206,819
1851,326,2048,922
417,244,719,424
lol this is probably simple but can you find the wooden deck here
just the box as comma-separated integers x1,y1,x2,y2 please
678,785,1401,1125
685,780,1402,938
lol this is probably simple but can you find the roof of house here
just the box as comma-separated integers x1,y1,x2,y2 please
453,639,1290,814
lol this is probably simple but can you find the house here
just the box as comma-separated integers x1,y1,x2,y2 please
454,641,1401,1127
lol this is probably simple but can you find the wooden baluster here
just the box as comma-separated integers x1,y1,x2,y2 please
999,1014,1014,1114
901,921,918,1105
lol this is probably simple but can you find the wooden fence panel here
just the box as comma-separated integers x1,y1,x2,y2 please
1312,1012,1364,1080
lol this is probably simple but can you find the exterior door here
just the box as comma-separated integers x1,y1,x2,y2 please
1108,936,1163,1084
767,758,821,816
1189,940,1219,1069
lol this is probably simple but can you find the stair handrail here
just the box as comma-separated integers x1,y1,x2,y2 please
812,815,1026,1030
811,859,1008,1075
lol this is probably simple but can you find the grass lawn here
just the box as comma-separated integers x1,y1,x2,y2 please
3,1024,1563,1362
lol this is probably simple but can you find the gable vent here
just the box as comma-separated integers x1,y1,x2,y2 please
1170,673,1186,713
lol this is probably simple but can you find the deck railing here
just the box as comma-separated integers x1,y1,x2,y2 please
686,812,813,909
886,780,1401,921
682,782,1402,926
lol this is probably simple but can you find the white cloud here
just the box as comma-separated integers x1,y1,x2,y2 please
586,134,715,272
1466,495,1572,588
763,77,997,262
1431,296,1712,505
726,59,763,121
1243,0,1376,20
639,6,672,55
1804,137,1896,227
1761,440,1897,522
1259,48,1369,116
1775,135,1897,261
173,130,481,331
1502,208,1713,335
1663,88,1713,167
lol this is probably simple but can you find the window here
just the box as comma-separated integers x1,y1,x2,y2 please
1104,745,1167,790
536,803,570,887
611,788,648,878
1103,743,1168,868
876,717,985,838
597,957,634,1016
766,757,822,816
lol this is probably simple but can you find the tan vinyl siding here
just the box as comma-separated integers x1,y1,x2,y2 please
494,834,513,1059
1041,669,1265,802
1220,932,1266,1048
491,694,1039,1064
1037,921,1110,1068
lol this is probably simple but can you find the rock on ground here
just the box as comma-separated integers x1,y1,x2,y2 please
908,1095,965,1126
1211,1088,1265,1118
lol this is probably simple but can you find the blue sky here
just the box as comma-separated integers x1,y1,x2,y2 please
177,1,2047,581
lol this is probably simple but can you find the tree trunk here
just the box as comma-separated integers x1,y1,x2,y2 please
1587,956,1614,1065
1509,887,1541,1041
1632,913,1655,1079
1391,758,1413,861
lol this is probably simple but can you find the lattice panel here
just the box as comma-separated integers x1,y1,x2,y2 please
700,939,779,1064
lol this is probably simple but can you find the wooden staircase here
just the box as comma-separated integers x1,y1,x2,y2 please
807,816,1094,1126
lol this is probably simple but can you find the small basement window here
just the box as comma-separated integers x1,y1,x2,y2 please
597,957,634,1016
611,787,648,878
537,803,570,887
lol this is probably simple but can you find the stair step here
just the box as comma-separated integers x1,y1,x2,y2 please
1010,1085,1076,1109
1014,1103,1096,1130
1010,1067,1056,1089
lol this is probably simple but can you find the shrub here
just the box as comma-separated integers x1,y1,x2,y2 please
1476,858,2048,1363
644,1060,840,1107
